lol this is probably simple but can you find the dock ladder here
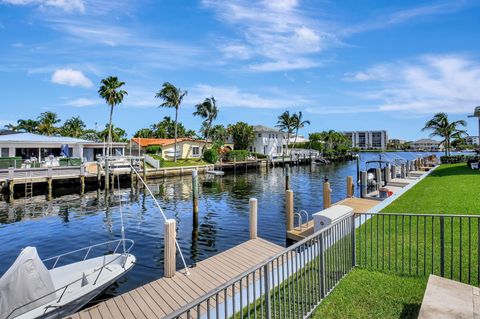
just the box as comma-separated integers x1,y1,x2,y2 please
24,171,34,212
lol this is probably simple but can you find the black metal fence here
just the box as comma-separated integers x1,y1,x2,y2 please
356,213,480,286
165,213,356,319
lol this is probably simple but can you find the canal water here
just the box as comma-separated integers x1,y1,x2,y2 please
0,151,441,300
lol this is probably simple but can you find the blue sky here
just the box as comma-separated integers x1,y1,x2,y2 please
0,0,479,141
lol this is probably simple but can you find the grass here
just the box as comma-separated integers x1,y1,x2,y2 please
150,156,210,168
383,163,480,214
312,269,427,319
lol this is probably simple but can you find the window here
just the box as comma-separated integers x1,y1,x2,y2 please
192,146,200,157
1,148,9,157
258,133,261,137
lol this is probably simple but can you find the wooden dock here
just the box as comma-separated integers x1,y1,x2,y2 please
286,197,379,241
68,238,283,319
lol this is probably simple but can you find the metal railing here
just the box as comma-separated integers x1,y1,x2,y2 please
356,213,480,286
165,213,355,319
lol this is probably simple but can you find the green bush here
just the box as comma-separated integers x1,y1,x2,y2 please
146,145,162,154
203,149,219,164
251,152,267,159
440,155,479,164
224,150,249,161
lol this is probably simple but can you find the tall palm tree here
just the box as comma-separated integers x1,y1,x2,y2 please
276,111,295,156
155,82,187,162
193,96,218,153
422,112,467,156
37,112,60,136
290,111,310,154
98,76,127,156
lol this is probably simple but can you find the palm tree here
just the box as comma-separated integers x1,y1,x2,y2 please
193,96,218,154
155,82,187,162
37,112,60,136
276,111,295,156
290,111,310,154
98,76,127,157
5,119,39,132
422,112,467,156
61,116,86,138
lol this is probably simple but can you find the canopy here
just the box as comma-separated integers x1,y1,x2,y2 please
0,247,56,319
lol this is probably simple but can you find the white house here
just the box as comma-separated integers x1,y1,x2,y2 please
0,132,126,162
465,136,479,146
410,138,444,151
249,125,285,157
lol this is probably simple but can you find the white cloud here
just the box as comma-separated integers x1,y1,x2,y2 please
187,84,311,109
1,0,85,13
347,55,480,114
65,97,97,107
51,68,93,88
202,0,333,72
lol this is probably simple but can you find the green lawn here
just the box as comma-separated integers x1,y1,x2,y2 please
383,163,480,214
312,269,427,319
150,156,210,168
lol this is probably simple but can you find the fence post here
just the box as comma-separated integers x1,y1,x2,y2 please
347,176,353,197
286,190,294,231
351,214,356,267
164,219,176,278
264,263,272,319
319,232,325,298
249,198,257,239
440,216,445,277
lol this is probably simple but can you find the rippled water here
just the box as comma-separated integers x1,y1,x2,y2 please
0,151,443,299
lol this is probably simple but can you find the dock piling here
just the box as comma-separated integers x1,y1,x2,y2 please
285,164,290,190
323,180,331,209
96,162,101,188
360,171,367,198
286,190,294,231
142,158,147,182
192,170,199,216
385,165,391,184
164,219,176,278
249,198,257,239
347,176,353,197
104,158,109,191
375,167,382,189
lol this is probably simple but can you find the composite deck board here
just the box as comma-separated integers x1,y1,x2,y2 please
69,238,283,319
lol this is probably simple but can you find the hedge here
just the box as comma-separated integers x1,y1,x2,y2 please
146,145,162,154
224,150,250,161
203,149,219,164
440,155,479,164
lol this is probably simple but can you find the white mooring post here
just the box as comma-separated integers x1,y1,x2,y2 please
164,219,176,278
249,198,257,239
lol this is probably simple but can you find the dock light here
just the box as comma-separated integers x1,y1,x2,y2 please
323,176,329,183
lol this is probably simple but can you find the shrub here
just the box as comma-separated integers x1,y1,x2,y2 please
146,145,162,154
440,155,479,164
251,152,267,159
203,149,219,164
224,150,249,161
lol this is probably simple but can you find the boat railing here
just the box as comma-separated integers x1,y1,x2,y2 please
43,238,134,269
5,239,134,319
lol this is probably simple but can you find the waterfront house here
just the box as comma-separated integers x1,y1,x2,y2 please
465,136,479,146
0,131,125,163
344,130,388,150
131,138,208,160
249,125,286,157
410,138,444,151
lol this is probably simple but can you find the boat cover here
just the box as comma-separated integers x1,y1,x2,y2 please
0,247,56,319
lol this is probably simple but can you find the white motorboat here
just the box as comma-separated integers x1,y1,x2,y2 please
206,170,225,176
0,239,135,319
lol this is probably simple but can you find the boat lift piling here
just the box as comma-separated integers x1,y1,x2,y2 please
164,219,176,278
285,189,294,232
323,179,332,209
285,164,290,190
360,171,367,198
249,198,257,239
192,169,199,217
347,176,354,198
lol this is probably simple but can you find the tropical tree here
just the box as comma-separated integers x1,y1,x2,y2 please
4,119,39,132
422,112,467,156
209,124,229,145
37,111,60,135
81,129,100,141
155,82,187,162
98,124,128,143
150,116,196,139
227,122,255,150
133,128,155,138
61,116,86,138
290,111,310,154
193,96,219,153
98,76,127,156
276,111,295,156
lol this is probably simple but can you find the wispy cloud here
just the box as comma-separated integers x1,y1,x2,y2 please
51,68,92,87
202,0,336,72
345,54,480,114
64,97,98,107
1,0,85,13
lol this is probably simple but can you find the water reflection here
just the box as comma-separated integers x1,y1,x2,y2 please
0,152,444,297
